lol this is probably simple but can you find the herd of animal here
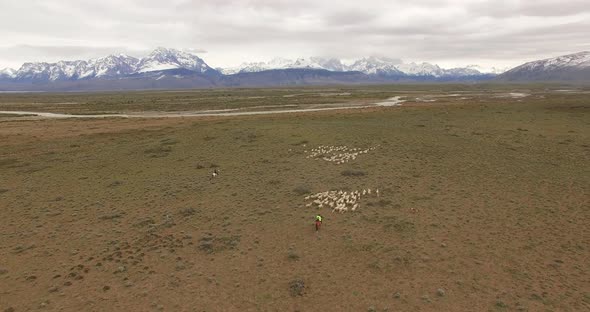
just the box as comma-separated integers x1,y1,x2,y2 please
305,145,378,164
211,144,378,212
303,144,379,212
305,188,379,213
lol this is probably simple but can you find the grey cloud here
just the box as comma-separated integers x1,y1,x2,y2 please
323,10,379,26
0,45,132,58
0,0,588,69
468,0,590,18
0,45,137,65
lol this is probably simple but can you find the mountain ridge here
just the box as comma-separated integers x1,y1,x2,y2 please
4,48,218,82
495,51,590,82
1,48,496,83
1,50,589,91
219,55,496,78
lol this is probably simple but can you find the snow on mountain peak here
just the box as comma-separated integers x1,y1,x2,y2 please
512,51,590,73
92,54,139,77
396,62,444,77
496,51,590,82
0,67,17,78
137,47,212,73
6,47,216,82
543,51,590,68
463,65,508,74
347,57,403,75
219,55,487,77
219,57,340,75
3,47,519,83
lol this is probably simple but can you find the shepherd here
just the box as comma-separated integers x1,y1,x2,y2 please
211,168,219,179
315,214,323,232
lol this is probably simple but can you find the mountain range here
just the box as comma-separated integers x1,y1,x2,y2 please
0,48,588,91
495,51,590,82
1,48,218,82
219,56,494,78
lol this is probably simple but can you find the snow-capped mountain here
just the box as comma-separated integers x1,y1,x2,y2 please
464,65,508,75
221,57,346,75
496,51,590,82
0,68,16,79
9,55,141,81
220,58,290,75
347,57,404,76
397,62,445,77
514,51,590,71
136,47,215,74
1,49,588,91
90,54,140,78
223,56,403,76
291,57,347,72
222,56,488,78
3,48,217,82
444,65,483,77
8,48,590,85
348,58,490,77
1,48,496,83
21,47,590,91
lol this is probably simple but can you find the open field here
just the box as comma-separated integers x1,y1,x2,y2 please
1,86,589,311
1,84,589,115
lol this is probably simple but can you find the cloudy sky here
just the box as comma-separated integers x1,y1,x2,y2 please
0,0,589,71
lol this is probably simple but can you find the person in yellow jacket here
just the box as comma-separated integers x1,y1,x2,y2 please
315,214,323,232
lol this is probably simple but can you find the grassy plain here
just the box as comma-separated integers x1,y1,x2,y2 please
1,86,589,311
0,84,579,114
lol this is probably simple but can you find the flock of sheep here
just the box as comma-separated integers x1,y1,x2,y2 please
305,145,377,164
302,144,380,213
304,188,379,213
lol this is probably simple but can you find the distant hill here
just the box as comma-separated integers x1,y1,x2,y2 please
495,52,590,82
222,68,380,87
0,47,511,91
220,55,497,79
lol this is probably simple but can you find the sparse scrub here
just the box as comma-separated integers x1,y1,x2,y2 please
144,145,172,157
292,140,309,146
382,216,415,234
0,158,18,168
495,300,508,309
133,218,156,228
367,199,391,207
289,279,305,297
107,180,123,187
99,213,123,220
293,185,312,195
341,169,366,177
198,234,241,253
160,138,179,145
179,207,197,217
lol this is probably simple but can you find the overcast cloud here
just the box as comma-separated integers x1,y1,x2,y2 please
0,0,588,70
